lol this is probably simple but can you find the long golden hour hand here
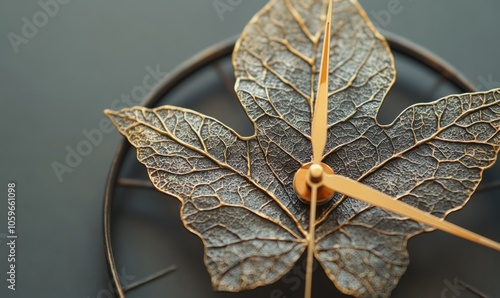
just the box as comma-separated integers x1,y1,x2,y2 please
311,0,332,165
321,173,500,251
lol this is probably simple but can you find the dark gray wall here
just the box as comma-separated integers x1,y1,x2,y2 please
1,1,499,297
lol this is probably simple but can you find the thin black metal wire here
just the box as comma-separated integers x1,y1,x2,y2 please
103,34,479,298
122,265,178,293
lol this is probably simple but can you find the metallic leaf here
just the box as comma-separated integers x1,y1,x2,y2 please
105,0,500,296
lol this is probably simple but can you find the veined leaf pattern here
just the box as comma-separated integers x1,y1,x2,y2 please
105,0,500,296
106,107,306,291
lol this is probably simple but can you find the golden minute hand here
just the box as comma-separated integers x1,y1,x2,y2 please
311,0,332,164
321,173,500,251
304,2,334,298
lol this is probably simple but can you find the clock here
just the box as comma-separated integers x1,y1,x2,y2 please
103,1,500,297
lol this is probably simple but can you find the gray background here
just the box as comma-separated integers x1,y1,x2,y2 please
1,0,499,297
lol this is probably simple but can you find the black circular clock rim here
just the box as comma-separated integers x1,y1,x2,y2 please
103,32,476,297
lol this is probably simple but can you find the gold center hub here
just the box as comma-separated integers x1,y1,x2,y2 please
293,162,335,205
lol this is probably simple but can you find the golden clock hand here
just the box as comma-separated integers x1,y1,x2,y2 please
304,173,320,298
321,173,500,251
304,3,333,297
311,0,332,165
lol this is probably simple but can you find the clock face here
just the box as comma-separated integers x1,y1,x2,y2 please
105,2,500,297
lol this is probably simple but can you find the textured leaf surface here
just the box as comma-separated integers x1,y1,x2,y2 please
106,0,500,296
